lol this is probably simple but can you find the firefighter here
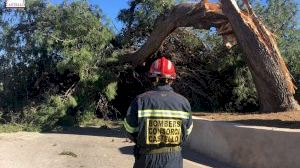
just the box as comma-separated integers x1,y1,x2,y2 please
123,56,193,168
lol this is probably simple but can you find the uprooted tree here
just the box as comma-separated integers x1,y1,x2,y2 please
122,0,300,112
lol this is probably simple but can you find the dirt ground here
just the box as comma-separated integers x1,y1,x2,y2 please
0,127,232,168
193,111,300,129
1,112,298,168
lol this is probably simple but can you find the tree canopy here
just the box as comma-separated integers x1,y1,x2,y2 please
0,0,299,130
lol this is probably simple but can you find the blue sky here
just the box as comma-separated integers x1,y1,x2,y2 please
50,0,299,31
93,0,128,32
50,0,129,32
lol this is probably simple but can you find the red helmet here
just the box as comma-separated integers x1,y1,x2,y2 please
149,57,176,79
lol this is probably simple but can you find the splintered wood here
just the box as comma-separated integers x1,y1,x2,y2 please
200,0,237,48
238,0,296,94
123,0,300,111
220,0,299,111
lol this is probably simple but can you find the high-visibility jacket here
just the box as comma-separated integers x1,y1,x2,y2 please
124,85,193,153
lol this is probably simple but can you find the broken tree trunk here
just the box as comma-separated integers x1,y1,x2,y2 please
221,0,300,112
122,1,233,64
122,0,300,112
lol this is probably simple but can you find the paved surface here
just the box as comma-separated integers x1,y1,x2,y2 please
0,127,232,168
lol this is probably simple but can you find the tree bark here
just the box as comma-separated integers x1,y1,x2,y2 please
122,0,300,112
221,0,299,111
121,2,232,64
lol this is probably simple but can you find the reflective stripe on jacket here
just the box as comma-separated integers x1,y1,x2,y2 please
124,85,193,152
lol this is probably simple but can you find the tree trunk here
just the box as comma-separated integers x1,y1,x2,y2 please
221,0,299,111
121,2,231,64
122,0,300,112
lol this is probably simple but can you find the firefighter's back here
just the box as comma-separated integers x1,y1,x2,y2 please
133,85,192,168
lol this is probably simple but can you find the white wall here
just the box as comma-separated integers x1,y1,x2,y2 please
187,117,300,168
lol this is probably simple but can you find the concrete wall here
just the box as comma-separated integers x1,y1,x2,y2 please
187,117,300,168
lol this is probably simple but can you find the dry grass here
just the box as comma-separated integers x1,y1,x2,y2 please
193,111,300,128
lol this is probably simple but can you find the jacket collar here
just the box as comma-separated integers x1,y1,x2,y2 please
154,85,174,91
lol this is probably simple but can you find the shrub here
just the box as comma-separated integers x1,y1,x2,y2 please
104,82,118,101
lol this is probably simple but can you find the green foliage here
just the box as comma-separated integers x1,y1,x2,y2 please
280,29,300,101
194,0,300,110
255,0,300,101
0,0,118,129
18,95,77,130
66,96,78,108
0,0,299,131
181,32,203,48
78,110,106,127
104,82,118,101
41,1,113,80
187,31,258,111
118,0,175,27
117,0,176,46
0,124,24,133
231,67,258,111
115,0,299,112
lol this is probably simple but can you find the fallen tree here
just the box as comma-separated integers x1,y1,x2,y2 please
122,0,300,112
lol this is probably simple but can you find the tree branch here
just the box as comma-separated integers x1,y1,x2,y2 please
121,1,233,65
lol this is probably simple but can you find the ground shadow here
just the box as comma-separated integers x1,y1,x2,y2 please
48,126,235,167
119,145,134,155
182,148,235,168
119,145,234,168
45,126,126,138
226,119,300,129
